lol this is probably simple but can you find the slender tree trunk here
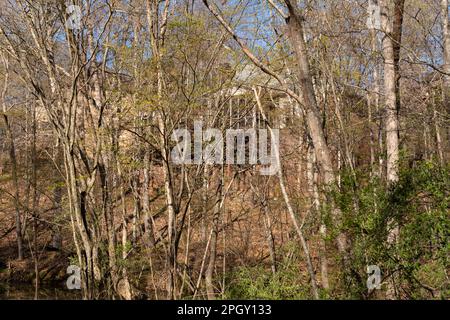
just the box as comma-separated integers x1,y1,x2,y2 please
433,106,444,165
442,0,450,160
146,0,176,299
205,172,222,300
369,19,381,177
381,0,405,299
442,0,450,106
64,143,94,299
99,156,119,292
254,87,319,299
308,145,329,290
393,0,405,116
2,114,23,260
262,200,277,275
142,152,156,247
0,60,23,260
283,1,349,262
31,100,39,296
381,0,402,186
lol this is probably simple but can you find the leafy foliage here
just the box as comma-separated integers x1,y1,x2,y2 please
329,160,449,299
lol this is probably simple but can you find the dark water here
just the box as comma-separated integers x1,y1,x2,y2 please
0,282,82,300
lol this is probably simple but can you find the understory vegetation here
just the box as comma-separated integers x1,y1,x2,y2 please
0,0,449,300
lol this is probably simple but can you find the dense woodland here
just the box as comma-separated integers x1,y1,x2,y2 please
0,0,448,300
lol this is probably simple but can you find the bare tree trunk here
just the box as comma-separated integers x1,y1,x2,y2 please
262,199,277,275
381,0,405,299
369,18,381,177
308,144,329,290
64,145,94,299
368,93,376,174
381,0,402,186
0,56,23,260
30,100,39,296
443,0,450,106
205,171,222,300
434,107,444,165
254,87,319,299
202,165,209,243
142,152,156,247
2,116,23,260
146,0,176,299
442,0,450,161
393,0,405,116
99,156,119,292
282,1,349,263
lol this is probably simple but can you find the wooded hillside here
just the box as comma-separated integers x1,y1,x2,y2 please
0,0,448,300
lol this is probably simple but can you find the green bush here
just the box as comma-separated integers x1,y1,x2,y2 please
329,160,449,299
224,244,312,300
